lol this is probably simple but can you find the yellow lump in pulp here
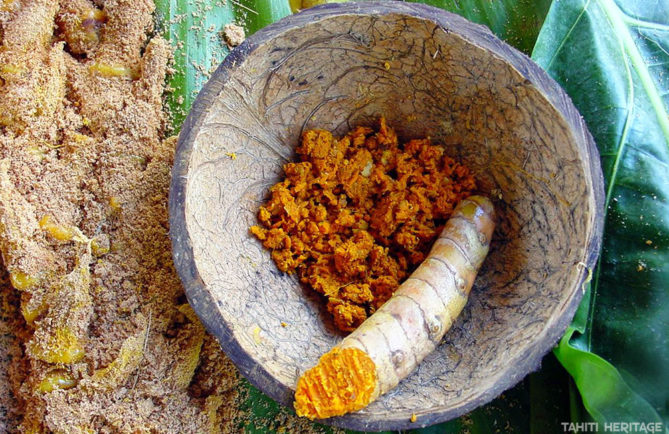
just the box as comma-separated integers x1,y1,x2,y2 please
90,236,110,256
167,305,205,390
9,270,38,290
108,196,122,212
1,0,16,12
28,250,93,364
90,322,147,390
38,369,77,393
21,295,47,324
30,327,85,364
0,64,22,75
79,8,106,43
204,395,224,432
89,62,139,79
39,215,75,241
294,347,377,420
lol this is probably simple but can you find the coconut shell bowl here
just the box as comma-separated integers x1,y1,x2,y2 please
169,2,604,431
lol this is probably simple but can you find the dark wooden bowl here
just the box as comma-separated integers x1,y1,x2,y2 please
169,2,605,431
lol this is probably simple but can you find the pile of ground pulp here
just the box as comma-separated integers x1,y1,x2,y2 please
251,119,476,332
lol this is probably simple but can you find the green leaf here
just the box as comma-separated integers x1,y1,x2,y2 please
405,0,553,54
155,0,236,128
233,0,292,37
154,0,290,129
555,327,662,424
533,0,669,426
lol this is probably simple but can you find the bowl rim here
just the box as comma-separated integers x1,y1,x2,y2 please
168,1,605,431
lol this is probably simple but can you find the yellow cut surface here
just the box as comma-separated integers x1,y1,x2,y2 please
294,347,376,419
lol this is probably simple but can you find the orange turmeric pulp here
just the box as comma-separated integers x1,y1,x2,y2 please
294,347,377,419
250,117,476,331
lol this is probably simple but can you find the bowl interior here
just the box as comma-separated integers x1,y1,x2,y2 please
172,3,600,430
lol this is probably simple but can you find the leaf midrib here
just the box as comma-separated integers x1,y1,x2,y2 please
598,0,669,148
587,0,669,348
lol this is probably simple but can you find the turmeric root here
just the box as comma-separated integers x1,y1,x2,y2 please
294,195,495,419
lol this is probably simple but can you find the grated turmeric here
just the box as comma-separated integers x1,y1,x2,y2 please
251,118,477,332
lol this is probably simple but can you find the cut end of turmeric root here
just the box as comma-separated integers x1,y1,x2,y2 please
294,347,377,420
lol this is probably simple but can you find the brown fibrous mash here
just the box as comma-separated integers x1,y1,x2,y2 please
0,1,335,433
251,118,477,332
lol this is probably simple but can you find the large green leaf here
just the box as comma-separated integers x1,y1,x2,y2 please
405,0,552,54
533,0,669,426
154,0,290,128
155,0,235,128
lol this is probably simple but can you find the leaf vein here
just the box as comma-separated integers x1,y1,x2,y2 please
544,0,593,71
